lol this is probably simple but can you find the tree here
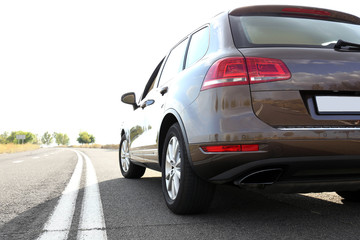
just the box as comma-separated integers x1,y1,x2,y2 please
63,134,70,145
54,132,70,146
6,131,36,144
89,134,95,144
77,131,95,144
33,134,40,145
0,132,9,144
41,131,53,145
54,132,62,145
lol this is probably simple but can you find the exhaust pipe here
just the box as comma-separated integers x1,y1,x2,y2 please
234,168,283,186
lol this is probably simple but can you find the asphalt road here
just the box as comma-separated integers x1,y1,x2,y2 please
1,148,360,240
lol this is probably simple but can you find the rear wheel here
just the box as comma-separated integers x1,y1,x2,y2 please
337,190,360,202
161,123,215,214
119,135,145,178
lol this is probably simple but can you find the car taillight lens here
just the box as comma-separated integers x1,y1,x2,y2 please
201,58,248,90
246,57,291,84
201,57,291,90
200,144,259,153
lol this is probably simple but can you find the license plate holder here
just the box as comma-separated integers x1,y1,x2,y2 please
315,96,360,114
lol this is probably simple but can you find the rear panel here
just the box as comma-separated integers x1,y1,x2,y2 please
229,9,360,128
241,47,360,127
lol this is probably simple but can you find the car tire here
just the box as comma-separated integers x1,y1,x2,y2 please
119,135,146,179
161,123,215,214
337,190,360,202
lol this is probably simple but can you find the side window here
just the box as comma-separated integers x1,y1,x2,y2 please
158,38,188,87
141,59,164,100
185,27,209,68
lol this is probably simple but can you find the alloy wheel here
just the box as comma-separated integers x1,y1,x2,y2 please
165,136,182,200
120,139,130,172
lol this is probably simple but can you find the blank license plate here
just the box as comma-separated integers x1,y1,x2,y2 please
315,96,360,114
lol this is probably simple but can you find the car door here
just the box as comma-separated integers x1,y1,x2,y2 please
128,59,164,163
136,38,190,164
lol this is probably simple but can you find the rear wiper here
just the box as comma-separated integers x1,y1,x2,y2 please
334,39,360,50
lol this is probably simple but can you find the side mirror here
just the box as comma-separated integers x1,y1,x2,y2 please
121,92,138,110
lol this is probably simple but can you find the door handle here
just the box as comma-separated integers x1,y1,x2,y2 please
160,86,168,96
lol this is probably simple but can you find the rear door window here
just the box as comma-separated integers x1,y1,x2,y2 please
158,38,188,87
185,27,209,68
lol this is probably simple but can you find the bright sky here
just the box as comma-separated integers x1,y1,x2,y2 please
1,0,359,145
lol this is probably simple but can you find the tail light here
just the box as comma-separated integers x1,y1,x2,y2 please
246,57,291,83
201,57,291,90
201,58,248,90
200,144,259,153
282,7,331,16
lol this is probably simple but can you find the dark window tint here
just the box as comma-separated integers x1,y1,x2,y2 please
186,27,209,68
231,16,360,47
159,39,188,86
141,59,164,100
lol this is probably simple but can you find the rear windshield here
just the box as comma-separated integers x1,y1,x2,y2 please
230,16,360,47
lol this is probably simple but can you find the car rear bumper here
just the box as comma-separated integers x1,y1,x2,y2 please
183,85,360,192
189,131,360,192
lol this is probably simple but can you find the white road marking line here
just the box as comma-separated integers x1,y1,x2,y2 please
37,150,83,240
77,151,107,240
32,156,40,159
12,160,23,164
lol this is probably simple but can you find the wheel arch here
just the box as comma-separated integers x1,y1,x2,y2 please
158,109,192,168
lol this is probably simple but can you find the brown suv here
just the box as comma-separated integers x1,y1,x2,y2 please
120,5,360,214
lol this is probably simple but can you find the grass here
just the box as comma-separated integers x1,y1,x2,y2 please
69,144,119,149
0,143,119,154
0,143,40,154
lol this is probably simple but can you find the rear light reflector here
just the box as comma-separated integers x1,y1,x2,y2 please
201,57,291,90
201,145,241,152
201,144,259,153
242,144,259,152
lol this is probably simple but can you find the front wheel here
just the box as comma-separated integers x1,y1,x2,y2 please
119,135,145,179
161,123,215,214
